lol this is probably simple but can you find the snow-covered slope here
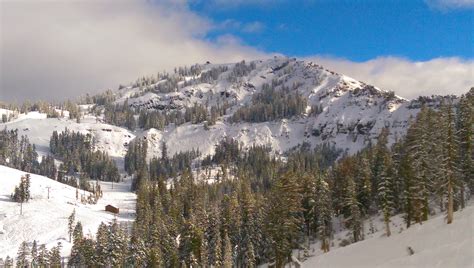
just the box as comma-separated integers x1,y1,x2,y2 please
115,57,425,158
301,205,474,268
0,112,135,159
0,165,136,258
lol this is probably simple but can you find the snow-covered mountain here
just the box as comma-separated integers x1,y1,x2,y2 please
1,57,462,162
113,56,422,158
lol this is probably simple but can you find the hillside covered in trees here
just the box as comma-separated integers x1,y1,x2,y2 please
48,90,471,267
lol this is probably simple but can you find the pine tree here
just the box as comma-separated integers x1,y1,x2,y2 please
243,240,256,268
345,176,363,242
49,242,62,267
95,222,109,266
207,208,222,266
223,230,233,268
4,256,13,268
37,244,49,267
31,240,38,266
456,96,473,208
107,220,127,267
12,174,31,215
16,241,30,268
266,171,302,267
68,209,76,242
400,122,416,228
358,155,373,214
378,155,395,237
69,221,85,266
239,179,257,267
200,236,209,267
441,102,459,224
315,172,333,252
126,229,148,267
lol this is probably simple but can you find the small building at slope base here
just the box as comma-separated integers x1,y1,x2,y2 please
105,204,119,214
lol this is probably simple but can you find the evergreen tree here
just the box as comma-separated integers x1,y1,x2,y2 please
378,155,395,237
456,95,473,208
68,209,76,242
223,230,233,268
12,174,31,215
37,244,49,267
16,241,30,268
441,102,459,224
69,221,86,267
49,242,62,267
107,220,127,266
94,222,109,266
126,228,148,267
4,256,13,268
345,176,363,242
31,240,38,266
266,171,302,267
315,172,333,252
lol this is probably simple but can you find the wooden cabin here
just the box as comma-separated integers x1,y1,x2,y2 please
105,204,119,214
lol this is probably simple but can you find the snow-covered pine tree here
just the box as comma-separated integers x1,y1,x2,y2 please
126,224,148,267
107,220,127,267
456,95,473,208
399,117,417,228
16,241,30,268
378,154,395,237
69,221,85,266
315,172,333,252
345,176,363,243
4,256,13,268
68,209,76,242
239,179,257,267
94,222,109,266
12,174,31,215
207,206,222,266
440,101,459,224
31,240,38,266
37,244,49,267
49,242,62,267
357,154,372,214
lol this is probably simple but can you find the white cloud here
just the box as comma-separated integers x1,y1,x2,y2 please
215,19,265,33
309,56,474,99
196,0,285,9
242,21,265,33
0,0,266,102
425,0,474,10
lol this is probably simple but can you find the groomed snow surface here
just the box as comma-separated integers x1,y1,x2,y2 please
0,165,136,259
301,203,473,268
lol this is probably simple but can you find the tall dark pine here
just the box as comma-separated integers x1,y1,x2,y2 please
266,171,302,268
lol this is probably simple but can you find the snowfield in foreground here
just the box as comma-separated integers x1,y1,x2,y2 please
302,203,474,268
0,165,136,258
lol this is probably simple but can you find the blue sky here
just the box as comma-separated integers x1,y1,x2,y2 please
190,0,473,61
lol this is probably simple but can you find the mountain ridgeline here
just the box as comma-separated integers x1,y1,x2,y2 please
76,57,465,159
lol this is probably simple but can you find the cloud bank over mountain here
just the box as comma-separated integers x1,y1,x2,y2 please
0,0,265,101
1,0,471,101
311,56,474,99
